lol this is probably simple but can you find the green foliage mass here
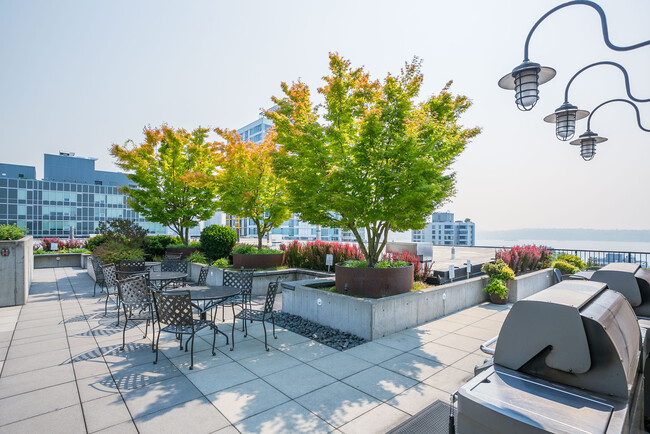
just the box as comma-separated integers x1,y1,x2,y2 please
343,260,410,268
97,219,148,248
87,234,125,252
212,258,231,268
485,279,509,300
232,244,282,255
143,235,180,258
555,254,586,270
551,260,580,274
200,225,237,260
481,259,516,282
111,126,221,245
186,251,209,265
0,224,27,240
268,53,480,266
91,240,144,264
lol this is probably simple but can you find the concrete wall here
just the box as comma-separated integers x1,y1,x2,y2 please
507,269,557,302
0,236,33,307
283,269,557,341
34,253,87,269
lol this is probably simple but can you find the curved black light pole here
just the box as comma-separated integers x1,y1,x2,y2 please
543,61,650,141
498,0,650,111
569,98,650,161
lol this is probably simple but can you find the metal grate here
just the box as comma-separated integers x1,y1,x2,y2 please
387,400,456,434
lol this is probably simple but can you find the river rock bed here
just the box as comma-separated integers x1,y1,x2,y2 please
269,312,366,351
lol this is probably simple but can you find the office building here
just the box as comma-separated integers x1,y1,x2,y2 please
0,152,166,238
412,212,476,246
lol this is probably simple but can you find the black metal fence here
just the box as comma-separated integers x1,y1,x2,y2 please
548,248,649,268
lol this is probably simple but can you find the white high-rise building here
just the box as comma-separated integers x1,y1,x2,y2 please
412,212,475,246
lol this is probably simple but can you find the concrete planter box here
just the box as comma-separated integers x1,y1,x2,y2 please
34,252,90,269
282,268,558,341
506,269,557,303
184,263,331,295
233,253,284,270
0,236,33,307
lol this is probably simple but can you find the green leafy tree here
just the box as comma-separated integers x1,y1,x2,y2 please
111,126,220,245
214,128,291,251
268,53,480,267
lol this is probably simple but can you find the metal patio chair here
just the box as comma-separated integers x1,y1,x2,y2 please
91,257,105,296
222,268,254,324
160,259,188,287
116,259,146,272
152,290,217,370
102,263,118,317
230,278,279,352
117,274,156,352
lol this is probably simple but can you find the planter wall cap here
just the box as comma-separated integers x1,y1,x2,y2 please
284,278,335,291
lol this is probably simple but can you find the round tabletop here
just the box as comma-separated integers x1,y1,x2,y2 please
166,285,240,301
149,271,187,281
145,261,160,268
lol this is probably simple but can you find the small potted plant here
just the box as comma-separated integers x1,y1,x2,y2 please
481,259,516,304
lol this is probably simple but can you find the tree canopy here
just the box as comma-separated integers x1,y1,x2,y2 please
214,128,291,251
111,126,220,245
267,53,480,266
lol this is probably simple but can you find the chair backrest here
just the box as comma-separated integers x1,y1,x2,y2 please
117,259,146,272
197,266,209,286
116,270,150,283
223,269,254,294
117,274,151,308
153,291,194,327
263,279,280,316
103,264,117,289
92,257,105,283
161,260,187,273
164,253,183,260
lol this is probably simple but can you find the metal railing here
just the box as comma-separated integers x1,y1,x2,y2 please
549,248,649,268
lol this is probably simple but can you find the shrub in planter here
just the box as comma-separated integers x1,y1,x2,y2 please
233,244,282,255
232,244,284,269
382,250,433,282
92,240,144,264
280,240,364,271
496,245,552,274
186,251,209,265
551,260,580,275
336,259,414,298
201,225,237,260
143,235,179,258
0,224,27,240
212,258,230,268
481,259,515,304
555,253,586,270
87,234,119,252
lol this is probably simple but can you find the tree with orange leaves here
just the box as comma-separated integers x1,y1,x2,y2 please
214,128,291,252
111,126,220,245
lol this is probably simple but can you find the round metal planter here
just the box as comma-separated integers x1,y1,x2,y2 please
232,253,284,269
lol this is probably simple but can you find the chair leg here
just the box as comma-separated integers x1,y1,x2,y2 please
243,313,248,338
116,298,120,326
121,312,128,351
154,328,161,364
262,320,269,351
212,327,217,356
144,319,149,339
104,293,109,316
189,335,195,370
230,315,236,351
150,311,156,353
93,281,97,297
272,316,277,339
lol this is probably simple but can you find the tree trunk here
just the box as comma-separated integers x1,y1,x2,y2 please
255,220,263,252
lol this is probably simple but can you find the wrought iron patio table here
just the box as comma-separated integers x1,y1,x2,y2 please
166,285,240,343
149,271,188,290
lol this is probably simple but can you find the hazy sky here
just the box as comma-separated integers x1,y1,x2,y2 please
1,0,648,231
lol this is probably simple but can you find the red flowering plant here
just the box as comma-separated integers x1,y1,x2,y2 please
495,245,552,274
381,250,433,282
280,240,364,271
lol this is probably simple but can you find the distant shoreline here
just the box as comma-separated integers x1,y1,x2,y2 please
479,229,650,243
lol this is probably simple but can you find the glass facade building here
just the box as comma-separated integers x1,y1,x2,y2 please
411,212,476,246
0,153,166,238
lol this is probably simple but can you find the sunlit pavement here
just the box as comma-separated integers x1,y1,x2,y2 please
0,267,509,433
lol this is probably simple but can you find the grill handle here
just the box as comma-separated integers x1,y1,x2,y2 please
480,336,498,355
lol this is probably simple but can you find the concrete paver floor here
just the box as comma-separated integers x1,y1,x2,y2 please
0,267,510,433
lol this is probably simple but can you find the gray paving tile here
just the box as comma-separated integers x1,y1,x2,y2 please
206,378,290,424
11,324,66,340
296,381,381,428
387,383,451,415
453,324,501,341
239,348,302,377
0,403,85,434
423,365,474,394
408,342,468,366
226,338,273,361
82,394,132,433
235,400,335,434
5,336,69,359
342,366,417,401
373,333,424,352
339,402,410,434
0,363,75,399
277,340,338,363
111,357,182,391
263,364,336,399
308,351,374,380
94,420,139,434
186,361,257,395
76,373,119,402
168,348,233,373
121,375,202,418
452,352,490,374
344,341,403,365
433,333,485,353
72,356,112,379
134,397,230,434
379,352,445,381
0,348,71,376
0,381,80,426
265,328,311,349
0,346,7,362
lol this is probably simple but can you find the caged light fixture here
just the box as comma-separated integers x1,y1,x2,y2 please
543,61,650,141
498,1,650,112
569,98,650,161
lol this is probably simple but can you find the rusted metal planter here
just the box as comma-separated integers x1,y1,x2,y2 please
233,253,284,270
335,263,414,298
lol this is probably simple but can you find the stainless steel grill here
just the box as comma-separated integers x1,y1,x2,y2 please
456,280,644,433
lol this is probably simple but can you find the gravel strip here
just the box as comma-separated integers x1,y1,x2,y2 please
269,312,366,351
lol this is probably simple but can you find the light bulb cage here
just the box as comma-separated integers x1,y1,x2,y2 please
570,130,608,162
543,103,590,141
498,61,556,112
